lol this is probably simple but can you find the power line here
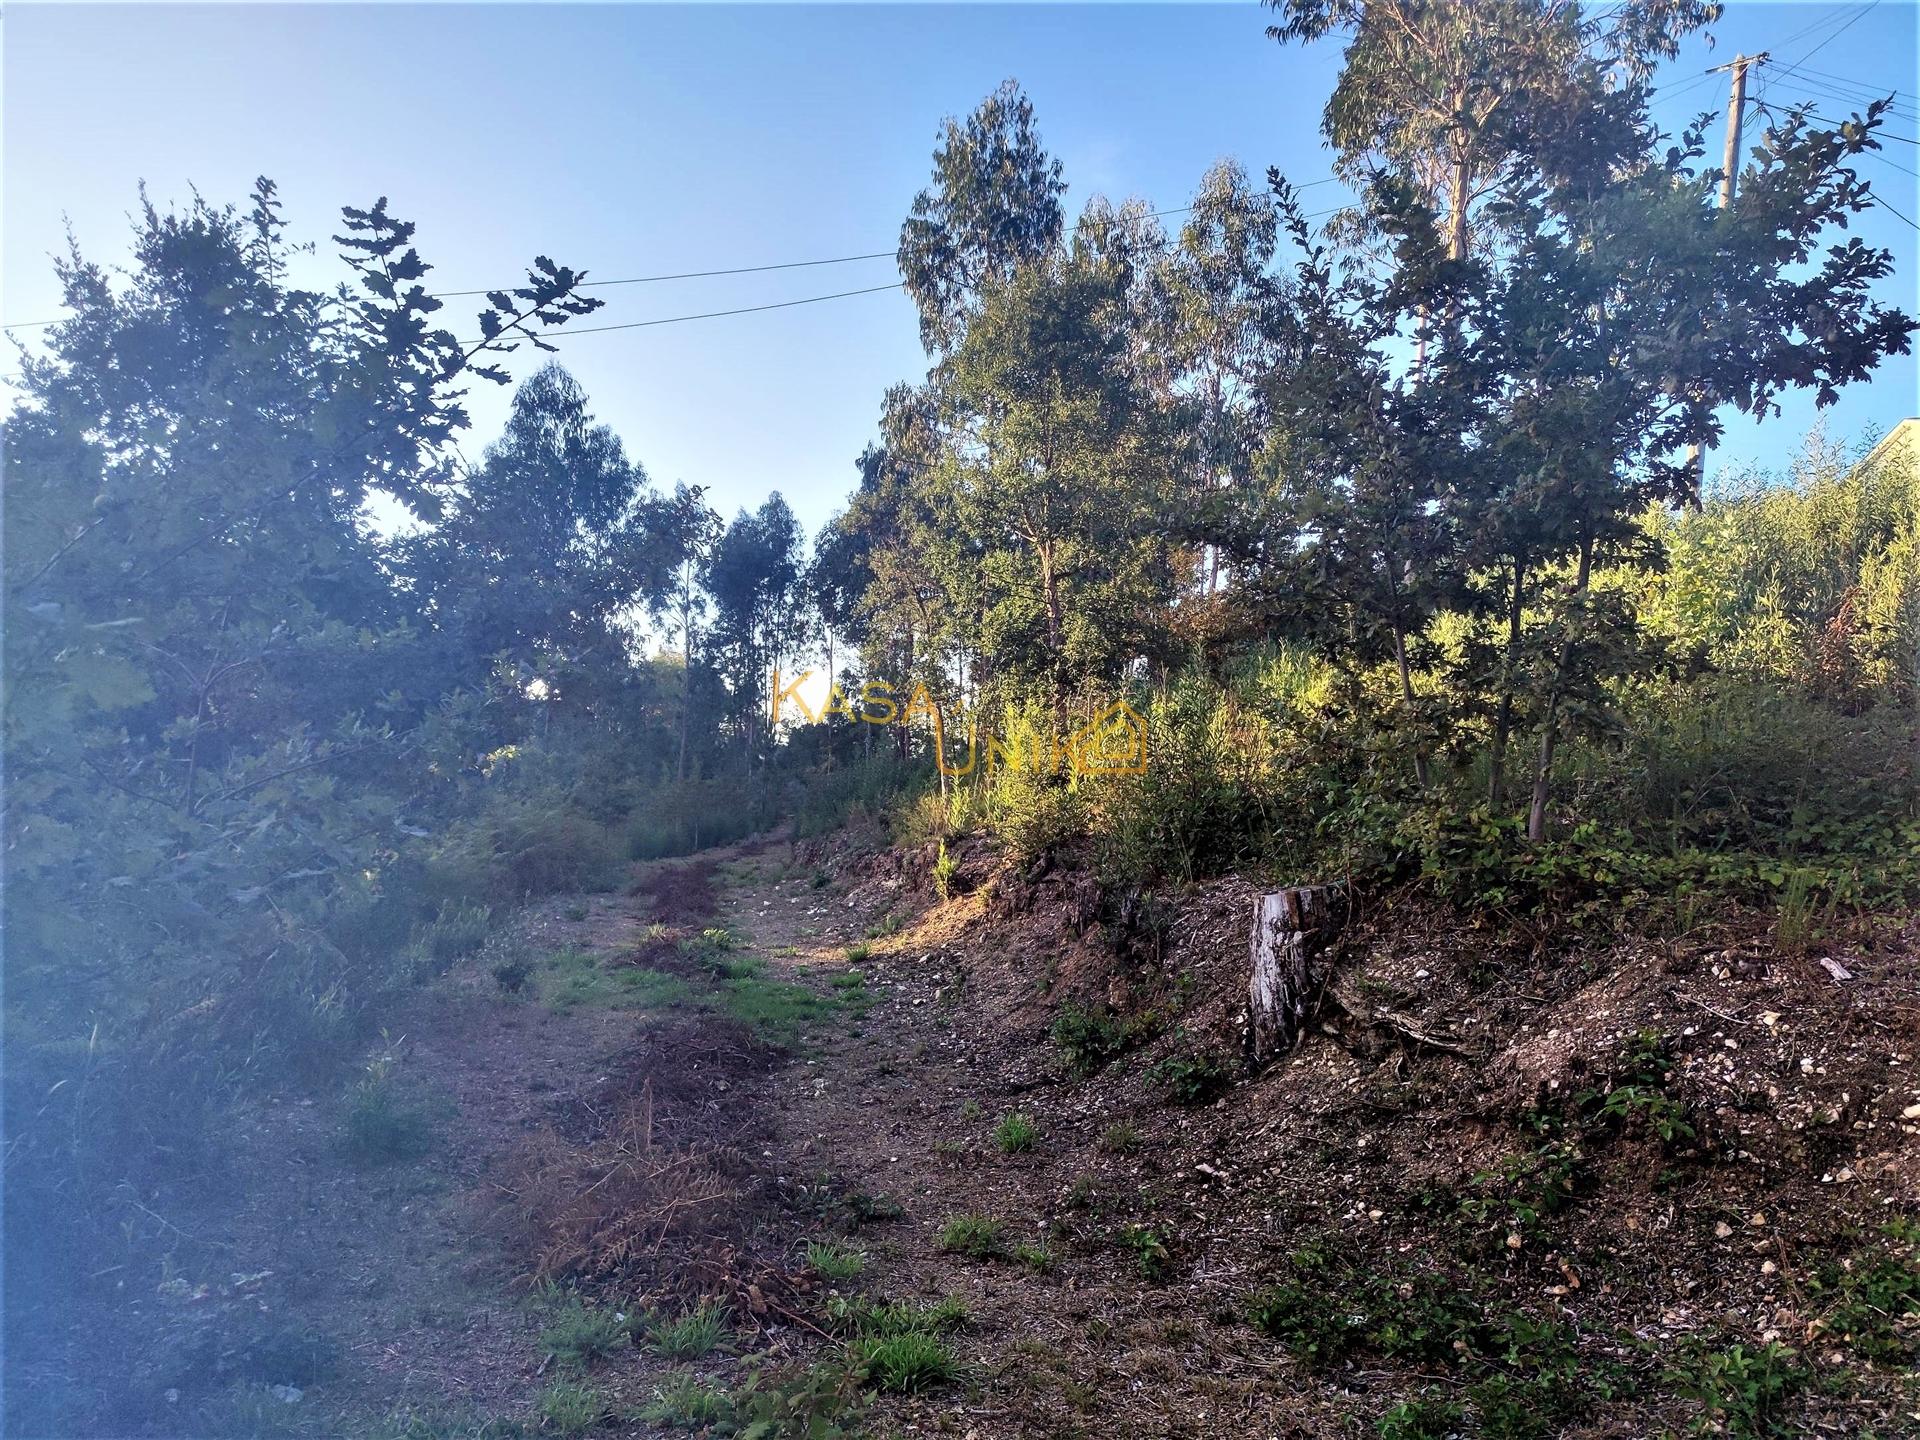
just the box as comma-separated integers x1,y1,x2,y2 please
3,184,1351,333
433,249,896,299
1871,193,1918,230
1791,0,1880,69
1788,62,1917,105
451,201,1355,346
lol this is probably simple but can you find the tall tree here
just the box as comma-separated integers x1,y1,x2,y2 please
898,79,1068,353
705,494,805,773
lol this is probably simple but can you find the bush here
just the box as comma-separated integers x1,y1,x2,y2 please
1051,1003,1145,1078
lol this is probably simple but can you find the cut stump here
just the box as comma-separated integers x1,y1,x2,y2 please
1246,884,1347,1066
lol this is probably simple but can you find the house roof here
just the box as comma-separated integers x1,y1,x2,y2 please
1858,416,1920,474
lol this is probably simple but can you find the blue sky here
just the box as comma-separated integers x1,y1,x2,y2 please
5,2,1916,539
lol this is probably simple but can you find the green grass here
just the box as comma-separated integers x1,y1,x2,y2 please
540,946,700,1012
535,1380,606,1435
848,1332,958,1393
936,1214,1006,1261
720,973,839,1044
647,1301,728,1360
539,1299,637,1369
992,1112,1038,1153
806,1239,867,1282
844,942,872,963
823,1294,971,1338
1014,1242,1055,1272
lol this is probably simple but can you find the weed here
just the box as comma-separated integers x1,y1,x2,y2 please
341,1056,432,1165
933,841,959,899
1663,1341,1804,1437
1014,1242,1056,1272
848,1332,958,1393
563,903,590,923
539,1299,637,1369
535,1379,606,1435
937,1214,1006,1261
410,901,494,973
959,1098,983,1121
992,1112,1038,1153
1100,1121,1141,1153
1121,1224,1172,1282
843,1190,906,1225
1807,1220,1920,1362
490,946,534,995
823,1294,971,1338
805,1239,867,1282
1149,1051,1233,1106
812,868,831,890
638,1371,728,1429
726,1360,865,1439
1377,1395,1467,1440
844,942,872,964
1051,1003,1137,1077
647,1300,728,1360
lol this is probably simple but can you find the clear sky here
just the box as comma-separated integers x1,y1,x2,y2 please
5,2,1917,539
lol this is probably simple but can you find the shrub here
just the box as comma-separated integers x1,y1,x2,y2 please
932,840,959,899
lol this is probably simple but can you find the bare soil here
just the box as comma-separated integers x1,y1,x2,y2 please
52,826,1919,1439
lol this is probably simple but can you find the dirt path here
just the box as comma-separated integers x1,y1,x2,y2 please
116,828,1914,1439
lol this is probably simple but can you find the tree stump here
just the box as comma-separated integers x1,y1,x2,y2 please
1246,884,1346,1066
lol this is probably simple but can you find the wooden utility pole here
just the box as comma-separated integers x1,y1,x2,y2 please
1686,52,1768,497
1714,52,1766,206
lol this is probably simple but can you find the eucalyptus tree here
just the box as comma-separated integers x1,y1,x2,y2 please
705,494,806,773
405,363,687,692
929,204,1184,733
1143,161,1289,595
1264,0,1721,262
897,79,1068,354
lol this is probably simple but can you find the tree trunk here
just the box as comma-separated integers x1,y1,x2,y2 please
1526,532,1594,841
1246,883,1348,1066
1391,620,1430,789
1488,555,1526,809
1039,543,1067,740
